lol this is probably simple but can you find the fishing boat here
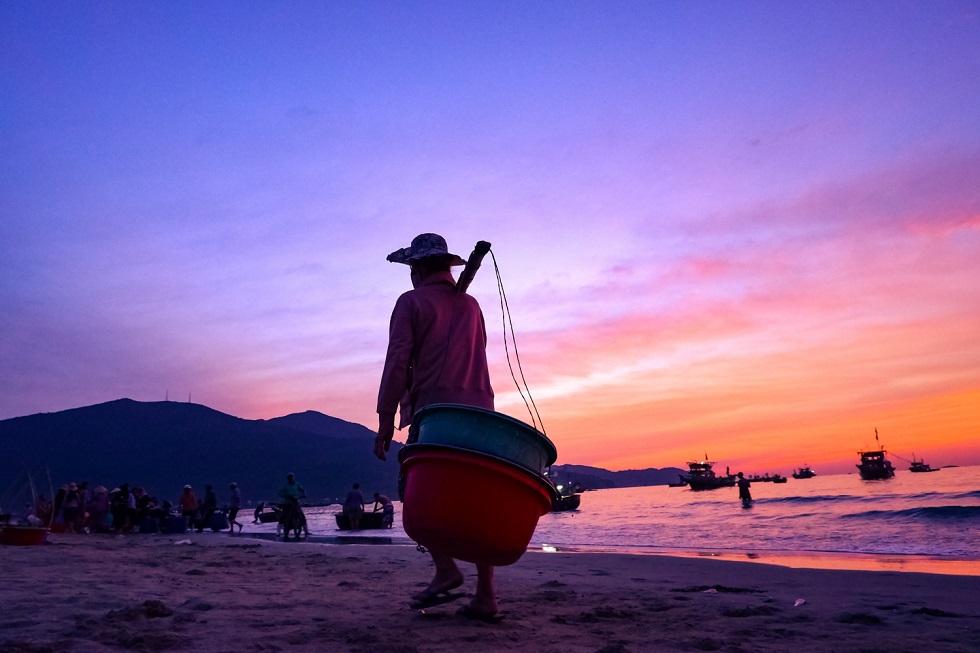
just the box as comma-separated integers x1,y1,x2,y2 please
253,506,282,524
545,473,582,511
909,455,940,473
856,449,895,480
748,473,787,483
857,429,895,480
680,459,735,491
792,466,816,479
335,511,390,530
551,485,582,512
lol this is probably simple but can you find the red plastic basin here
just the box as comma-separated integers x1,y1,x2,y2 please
0,527,49,546
400,445,554,566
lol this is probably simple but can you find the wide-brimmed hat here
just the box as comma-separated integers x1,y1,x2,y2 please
183,484,192,490
387,233,467,266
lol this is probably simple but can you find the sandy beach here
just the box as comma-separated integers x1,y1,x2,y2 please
2,533,978,653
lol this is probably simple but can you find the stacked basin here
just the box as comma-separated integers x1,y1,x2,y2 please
398,404,558,566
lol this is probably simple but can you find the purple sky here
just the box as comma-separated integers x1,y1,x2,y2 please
2,2,979,473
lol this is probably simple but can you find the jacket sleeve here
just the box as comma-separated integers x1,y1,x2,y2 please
377,294,415,421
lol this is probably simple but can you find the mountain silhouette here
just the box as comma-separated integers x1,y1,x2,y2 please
0,399,401,505
0,399,685,509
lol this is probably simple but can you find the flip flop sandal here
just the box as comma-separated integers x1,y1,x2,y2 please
409,590,467,610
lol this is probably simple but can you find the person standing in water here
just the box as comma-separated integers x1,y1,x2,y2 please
373,492,395,528
343,483,364,531
374,233,498,621
737,472,752,505
227,482,243,534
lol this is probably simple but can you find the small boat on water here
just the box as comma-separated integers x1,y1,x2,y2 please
748,473,787,483
857,429,895,480
792,466,816,479
253,506,282,524
543,470,583,511
550,479,582,512
680,459,735,491
857,449,895,480
552,491,581,512
335,511,391,530
909,455,940,473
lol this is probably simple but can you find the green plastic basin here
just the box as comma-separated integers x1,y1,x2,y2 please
409,404,557,475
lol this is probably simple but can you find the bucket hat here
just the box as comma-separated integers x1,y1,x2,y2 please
387,233,467,266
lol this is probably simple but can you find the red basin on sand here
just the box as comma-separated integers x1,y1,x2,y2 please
0,526,49,546
399,445,555,566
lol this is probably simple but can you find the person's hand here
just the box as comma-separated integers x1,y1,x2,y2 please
375,421,395,461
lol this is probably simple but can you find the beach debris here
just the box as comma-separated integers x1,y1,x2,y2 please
174,539,193,545
794,598,806,607
673,585,764,594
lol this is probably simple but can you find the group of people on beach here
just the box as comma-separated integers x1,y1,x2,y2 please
38,482,162,534
28,480,246,535
20,472,395,540
177,482,245,534
255,475,394,539
338,483,396,531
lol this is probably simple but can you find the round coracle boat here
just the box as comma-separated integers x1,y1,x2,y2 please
408,404,557,475
399,445,555,566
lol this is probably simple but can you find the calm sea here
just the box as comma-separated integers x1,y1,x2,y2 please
244,465,979,563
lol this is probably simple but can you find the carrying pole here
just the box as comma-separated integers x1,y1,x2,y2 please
456,240,492,295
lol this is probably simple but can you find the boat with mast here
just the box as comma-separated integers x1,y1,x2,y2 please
856,429,895,480
792,465,816,479
909,454,940,473
680,457,736,491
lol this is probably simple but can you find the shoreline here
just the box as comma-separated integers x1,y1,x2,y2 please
183,530,980,577
2,533,978,653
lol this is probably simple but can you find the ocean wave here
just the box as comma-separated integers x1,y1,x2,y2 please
951,489,980,501
841,505,980,521
763,494,862,505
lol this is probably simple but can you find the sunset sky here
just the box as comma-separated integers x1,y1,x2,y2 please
3,2,979,475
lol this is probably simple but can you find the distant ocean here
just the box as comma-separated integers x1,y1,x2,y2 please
244,465,979,567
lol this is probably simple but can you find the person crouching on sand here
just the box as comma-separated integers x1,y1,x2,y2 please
375,233,500,621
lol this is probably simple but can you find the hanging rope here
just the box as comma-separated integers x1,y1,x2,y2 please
490,250,547,436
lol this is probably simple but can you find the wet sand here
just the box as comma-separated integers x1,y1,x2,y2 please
1,533,978,653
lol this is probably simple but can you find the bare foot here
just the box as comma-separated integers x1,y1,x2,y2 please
465,595,498,618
